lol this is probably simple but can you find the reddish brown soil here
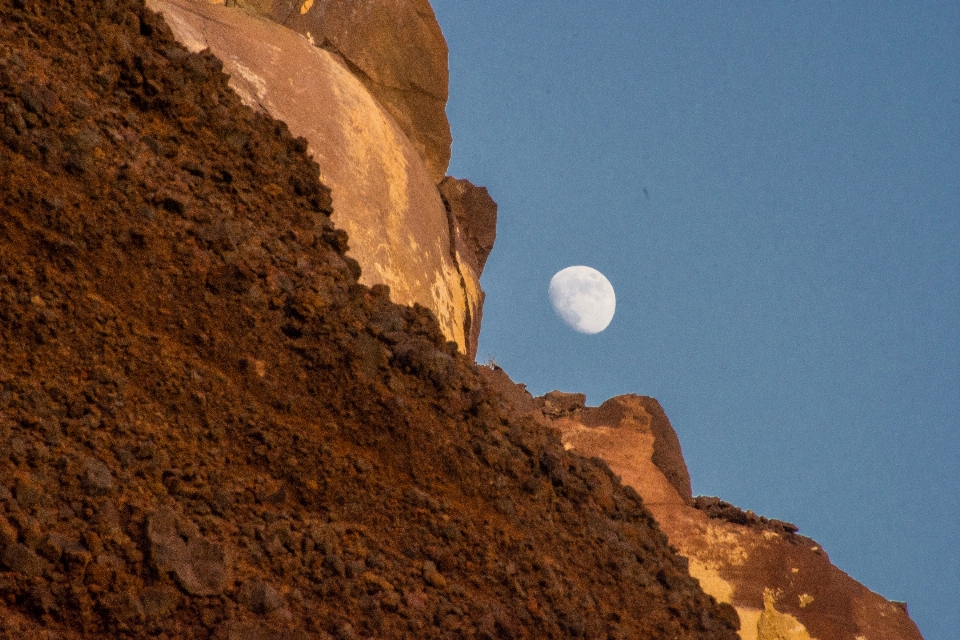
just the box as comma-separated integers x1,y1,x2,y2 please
0,0,740,637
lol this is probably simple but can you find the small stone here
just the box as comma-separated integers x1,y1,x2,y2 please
421,559,448,589
1,543,43,577
424,567,447,589
101,589,144,623
147,508,230,596
344,559,364,578
335,622,357,640
13,477,44,508
83,458,114,496
210,487,233,516
361,571,393,593
0,516,16,547
323,552,345,577
17,516,42,551
7,437,28,463
403,590,427,611
27,584,58,614
40,533,83,562
239,579,284,614
380,590,401,611
141,584,181,618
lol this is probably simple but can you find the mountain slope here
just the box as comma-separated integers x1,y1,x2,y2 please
0,0,739,637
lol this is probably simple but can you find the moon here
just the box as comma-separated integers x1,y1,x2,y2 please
549,266,616,334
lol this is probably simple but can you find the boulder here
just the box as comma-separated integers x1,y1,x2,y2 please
148,0,479,354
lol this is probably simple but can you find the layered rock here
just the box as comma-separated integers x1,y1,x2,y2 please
480,367,925,640
148,0,484,355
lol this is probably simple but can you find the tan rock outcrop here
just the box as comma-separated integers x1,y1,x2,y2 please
147,0,482,355
479,366,925,640
438,177,498,359
211,0,451,183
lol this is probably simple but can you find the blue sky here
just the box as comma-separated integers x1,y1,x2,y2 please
432,2,959,637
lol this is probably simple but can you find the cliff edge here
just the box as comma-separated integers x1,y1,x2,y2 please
146,0,490,357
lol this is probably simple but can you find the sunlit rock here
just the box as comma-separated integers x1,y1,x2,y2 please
479,366,925,640
148,0,479,353
208,0,451,184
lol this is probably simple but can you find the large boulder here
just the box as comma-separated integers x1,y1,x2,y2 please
479,367,925,640
148,0,479,354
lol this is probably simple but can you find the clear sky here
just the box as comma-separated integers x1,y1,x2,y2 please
432,2,959,638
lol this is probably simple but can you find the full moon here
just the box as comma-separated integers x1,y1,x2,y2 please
548,266,616,334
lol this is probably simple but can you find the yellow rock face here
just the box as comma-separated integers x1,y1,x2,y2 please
203,0,452,184
147,0,473,352
756,589,815,640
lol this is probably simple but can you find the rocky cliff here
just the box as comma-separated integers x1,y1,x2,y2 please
0,0,925,637
0,0,738,637
222,0,452,185
480,368,925,640
145,0,488,357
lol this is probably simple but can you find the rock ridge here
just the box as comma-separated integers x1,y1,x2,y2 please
478,366,925,640
147,0,486,357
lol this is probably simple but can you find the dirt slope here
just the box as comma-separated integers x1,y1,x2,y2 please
0,0,739,637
